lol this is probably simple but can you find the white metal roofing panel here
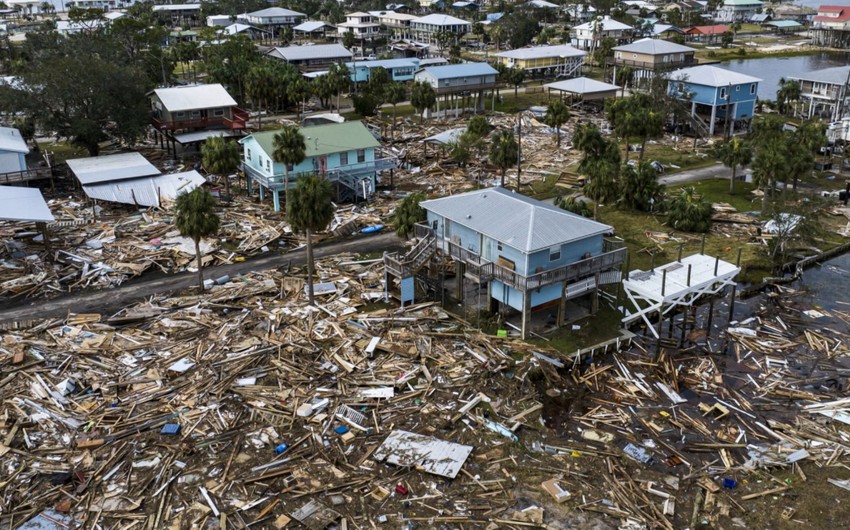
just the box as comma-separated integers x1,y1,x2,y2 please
153,4,201,11
495,44,587,60
422,187,612,253
573,17,633,31
153,83,237,112
0,127,29,154
545,77,621,94
667,65,762,87
294,20,334,32
413,13,471,26
82,171,206,208
612,37,696,55
67,152,160,185
247,7,306,18
173,129,237,144
270,44,353,62
0,185,53,222
373,430,473,479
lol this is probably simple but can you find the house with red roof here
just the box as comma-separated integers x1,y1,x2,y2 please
684,25,730,44
813,5,850,47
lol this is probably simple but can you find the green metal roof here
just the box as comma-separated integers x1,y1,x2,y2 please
248,121,379,159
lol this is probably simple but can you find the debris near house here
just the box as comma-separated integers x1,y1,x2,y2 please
0,194,390,301
1,252,849,529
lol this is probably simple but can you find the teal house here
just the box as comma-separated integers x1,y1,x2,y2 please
239,121,396,210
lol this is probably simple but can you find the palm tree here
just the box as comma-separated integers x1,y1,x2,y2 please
394,192,426,239
544,99,570,148
508,67,525,98
174,188,221,290
245,63,275,129
619,162,663,212
384,82,407,140
776,78,802,116
272,125,307,205
410,81,436,123
490,24,505,52
201,135,240,197
287,174,335,306
489,130,519,188
666,187,712,233
715,137,752,194
326,62,350,111
289,77,311,121
751,139,785,209
581,157,619,220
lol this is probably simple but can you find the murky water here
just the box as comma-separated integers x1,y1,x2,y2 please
720,52,850,101
797,252,850,314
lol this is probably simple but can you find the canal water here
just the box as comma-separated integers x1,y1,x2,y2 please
719,52,850,101
798,252,850,313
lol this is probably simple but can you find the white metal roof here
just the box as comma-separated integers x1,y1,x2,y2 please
373,430,473,479
613,38,696,55
573,16,633,31
294,20,335,32
153,4,201,11
246,7,306,18
526,0,560,8
67,152,160,186
668,65,762,87
173,130,238,144
82,170,206,208
789,65,850,85
268,44,353,62
495,44,587,60
153,83,237,112
0,185,53,222
412,14,471,26
422,187,612,253
545,77,621,94
0,127,29,154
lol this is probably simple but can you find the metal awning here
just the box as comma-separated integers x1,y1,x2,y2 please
173,130,238,144
82,171,206,208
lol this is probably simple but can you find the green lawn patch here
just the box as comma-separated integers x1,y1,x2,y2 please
672,178,759,213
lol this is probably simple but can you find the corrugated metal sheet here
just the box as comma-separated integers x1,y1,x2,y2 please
545,77,621,94
496,44,587,60
153,83,237,113
373,430,473,478
0,126,29,154
667,65,762,87
612,38,695,55
82,171,206,208
0,185,53,222
67,153,160,185
174,129,236,144
422,187,611,253
268,44,352,62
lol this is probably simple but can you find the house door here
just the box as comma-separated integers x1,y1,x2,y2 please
318,155,328,175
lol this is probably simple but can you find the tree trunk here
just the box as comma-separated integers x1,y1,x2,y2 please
593,200,599,220
501,167,506,187
306,228,315,305
624,139,630,162
514,86,518,98
639,139,647,162
730,165,737,194
556,126,561,148
195,237,204,290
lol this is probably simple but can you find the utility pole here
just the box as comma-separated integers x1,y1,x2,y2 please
516,109,522,189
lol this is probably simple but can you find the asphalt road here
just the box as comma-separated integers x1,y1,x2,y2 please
0,231,403,325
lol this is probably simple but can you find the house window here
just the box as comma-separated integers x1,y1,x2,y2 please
549,246,561,262
247,148,252,161
497,242,503,251
736,85,740,92
266,159,271,171
191,110,200,117
340,151,348,165
615,51,622,59
357,149,366,163
213,109,225,117
720,87,727,99
287,163,294,172
176,111,186,118
750,84,756,95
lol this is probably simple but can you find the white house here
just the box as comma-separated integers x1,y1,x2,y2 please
410,14,472,45
716,0,763,22
571,16,633,49
337,12,383,41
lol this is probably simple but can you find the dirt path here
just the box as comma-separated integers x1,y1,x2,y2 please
0,231,402,325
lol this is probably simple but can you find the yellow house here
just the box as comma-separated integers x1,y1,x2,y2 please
494,45,587,77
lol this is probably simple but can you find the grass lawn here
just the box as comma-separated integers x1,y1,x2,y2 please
37,140,88,164
673,178,760,212
635,143,717,172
